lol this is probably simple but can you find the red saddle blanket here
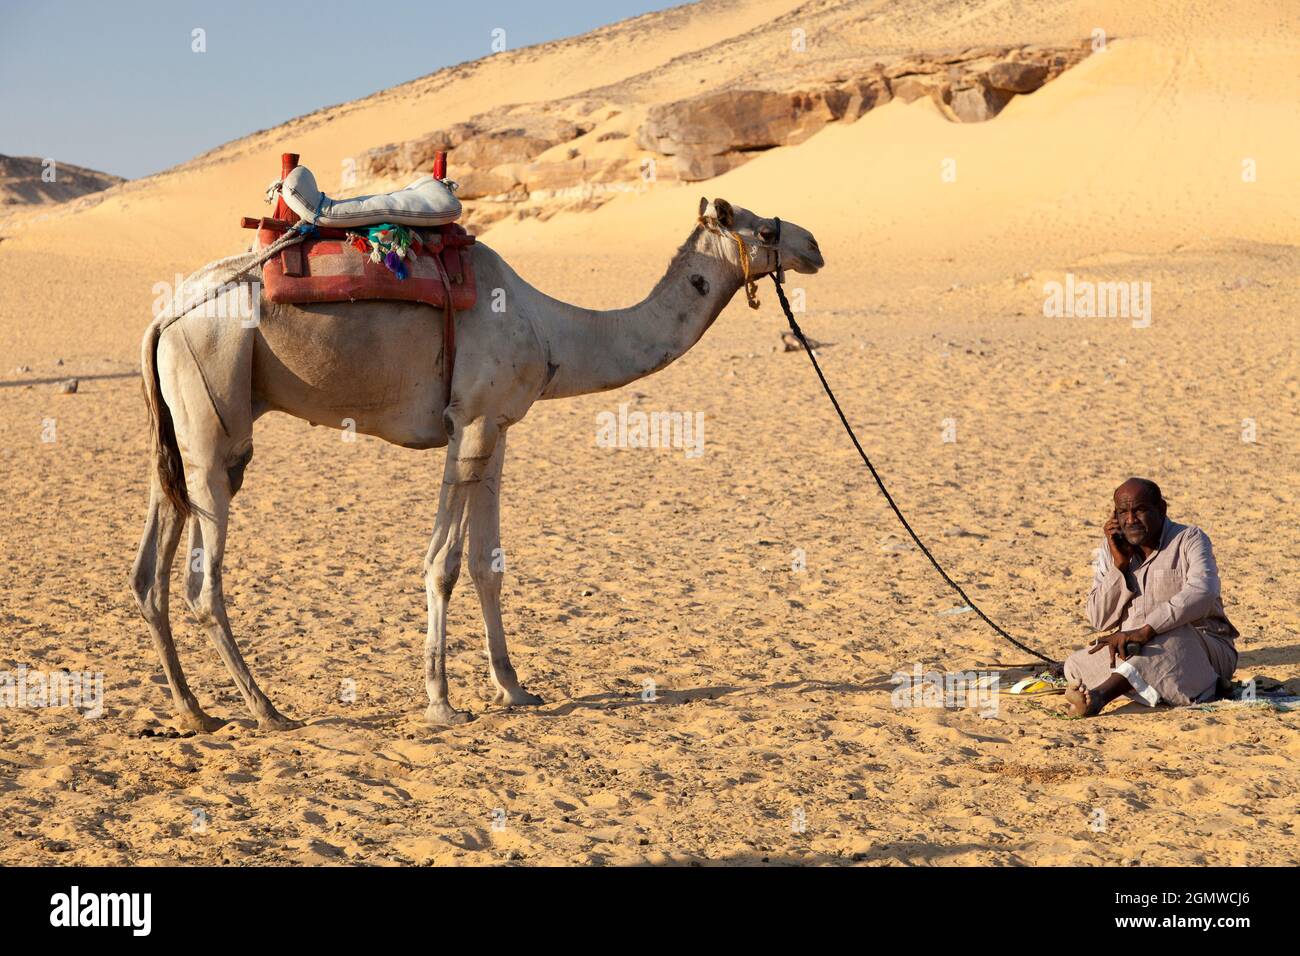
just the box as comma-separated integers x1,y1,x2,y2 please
257,223,476,311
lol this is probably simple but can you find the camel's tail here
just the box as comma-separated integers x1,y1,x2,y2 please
141,318,190,519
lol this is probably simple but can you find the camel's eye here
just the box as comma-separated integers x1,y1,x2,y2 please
758,225,777,242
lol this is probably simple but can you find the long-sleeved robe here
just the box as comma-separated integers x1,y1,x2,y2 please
1064,518,1238,706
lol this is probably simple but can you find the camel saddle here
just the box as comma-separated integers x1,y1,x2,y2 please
255,221,476,313
244,152,473,404
276,165,462,228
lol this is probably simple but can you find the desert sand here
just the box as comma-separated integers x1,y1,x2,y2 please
0,0,1297,865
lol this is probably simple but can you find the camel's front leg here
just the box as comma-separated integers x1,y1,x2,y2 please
422,416,495,726
466,432,543,708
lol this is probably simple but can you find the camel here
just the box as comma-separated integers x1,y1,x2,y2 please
130,196,824,730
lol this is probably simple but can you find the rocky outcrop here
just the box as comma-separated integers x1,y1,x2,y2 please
986,60,1050,93
0,155,125,207
367,115,591,196
365,112,601,217
361,41,1091,229
638,88,852,181
880,43,1089,123
636,43,1087,181
945,80,1014,123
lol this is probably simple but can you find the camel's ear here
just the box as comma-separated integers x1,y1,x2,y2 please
699,196,709,218
712,198,734,228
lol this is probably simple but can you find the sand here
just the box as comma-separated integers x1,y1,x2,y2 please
0,0,1297,865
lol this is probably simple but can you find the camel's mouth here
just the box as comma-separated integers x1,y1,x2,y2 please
777,228,823,274
788,242,824,275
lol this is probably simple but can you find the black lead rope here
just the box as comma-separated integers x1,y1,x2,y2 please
767,270,1055,665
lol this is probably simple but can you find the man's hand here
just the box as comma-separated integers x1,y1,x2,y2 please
1088,624,1156,667
1104,515,1131,569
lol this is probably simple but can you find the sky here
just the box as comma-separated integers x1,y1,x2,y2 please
0,0,682,179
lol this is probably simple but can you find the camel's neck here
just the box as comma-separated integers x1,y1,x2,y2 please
529,226,744,400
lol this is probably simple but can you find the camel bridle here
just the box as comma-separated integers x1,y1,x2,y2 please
697,214,783,309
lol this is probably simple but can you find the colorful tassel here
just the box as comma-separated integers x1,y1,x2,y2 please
343,225,416,280
385,251,408,280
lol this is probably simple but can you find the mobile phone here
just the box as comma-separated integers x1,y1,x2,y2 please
1109,509,1126,545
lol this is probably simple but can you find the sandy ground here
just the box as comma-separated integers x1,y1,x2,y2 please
1,0,1297,865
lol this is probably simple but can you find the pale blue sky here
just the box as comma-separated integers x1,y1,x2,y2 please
0,0,682,179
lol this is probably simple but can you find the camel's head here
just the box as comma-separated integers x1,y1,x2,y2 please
698,196,824,278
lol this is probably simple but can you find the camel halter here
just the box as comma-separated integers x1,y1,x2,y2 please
697,215,782,309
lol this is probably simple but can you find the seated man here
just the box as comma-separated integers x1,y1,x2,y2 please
1063,477,1238,716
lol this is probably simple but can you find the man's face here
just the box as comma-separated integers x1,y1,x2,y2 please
1113,483,1165,547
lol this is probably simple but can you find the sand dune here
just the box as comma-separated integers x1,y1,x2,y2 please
0,0,1296,866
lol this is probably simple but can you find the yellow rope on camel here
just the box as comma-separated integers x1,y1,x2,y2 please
699,216,761,309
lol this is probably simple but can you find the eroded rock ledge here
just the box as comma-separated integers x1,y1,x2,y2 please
364,41,1091,230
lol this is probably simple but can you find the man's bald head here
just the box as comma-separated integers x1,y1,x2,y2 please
1113,477,1167,548
1115,477,1164,507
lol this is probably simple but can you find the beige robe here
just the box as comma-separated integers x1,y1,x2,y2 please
1064,519,1238,707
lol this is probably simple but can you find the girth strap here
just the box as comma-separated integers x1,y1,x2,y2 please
431,249,457,407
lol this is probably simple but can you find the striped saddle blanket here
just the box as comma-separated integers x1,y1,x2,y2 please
256,222,476,312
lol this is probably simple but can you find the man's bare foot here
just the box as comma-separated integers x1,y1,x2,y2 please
1063,682,1099,717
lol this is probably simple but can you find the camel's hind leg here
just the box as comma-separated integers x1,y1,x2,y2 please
130,479,224,732
154,320,291,731
183,466,299,730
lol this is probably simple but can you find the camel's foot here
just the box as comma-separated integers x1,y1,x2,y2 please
256,711,304,732
425,702,474,727
175,709,227,734
494,686,544,707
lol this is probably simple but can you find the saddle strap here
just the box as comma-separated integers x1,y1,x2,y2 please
431,250,456,407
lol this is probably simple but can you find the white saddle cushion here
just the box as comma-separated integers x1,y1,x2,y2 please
281,166,462,228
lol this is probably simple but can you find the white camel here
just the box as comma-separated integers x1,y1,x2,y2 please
131,196,823,729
